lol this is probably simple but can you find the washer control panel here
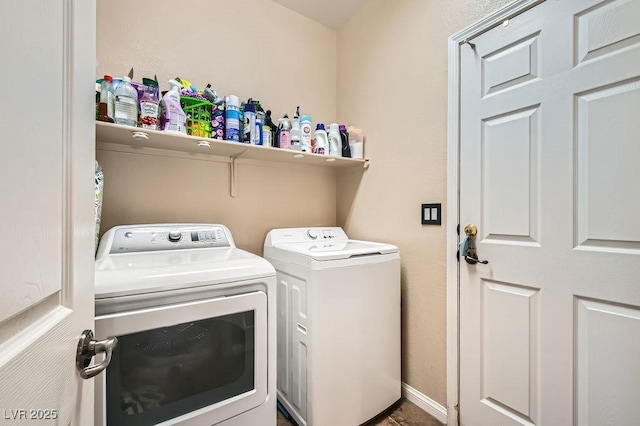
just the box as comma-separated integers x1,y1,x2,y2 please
105,224,233,254
266,227,349,245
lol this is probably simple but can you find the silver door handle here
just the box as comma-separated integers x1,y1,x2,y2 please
465,255,489,265
76,329,118,379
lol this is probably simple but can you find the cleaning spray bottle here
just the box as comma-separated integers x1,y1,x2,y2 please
278,115,292,149
160,79,186,133
314,123,328,155
290,106,302,151
328,123,341,157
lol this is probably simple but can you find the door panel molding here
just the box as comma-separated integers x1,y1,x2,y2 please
482,31,541,97
574,296,640,425
481,280,539,423
574,0,640,66
574,77,640,253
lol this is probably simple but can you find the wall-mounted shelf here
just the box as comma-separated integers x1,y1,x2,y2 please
96,122,368,197
95,121,368,168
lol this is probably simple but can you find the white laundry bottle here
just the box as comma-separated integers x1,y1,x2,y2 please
328,123,341,156
314,123,328,155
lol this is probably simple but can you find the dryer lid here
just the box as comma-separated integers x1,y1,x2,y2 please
95,247,275,299
272,240,398,261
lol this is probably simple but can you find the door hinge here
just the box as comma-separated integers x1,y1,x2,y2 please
456,224,461,262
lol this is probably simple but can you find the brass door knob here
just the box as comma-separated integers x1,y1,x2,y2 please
464,224,478,237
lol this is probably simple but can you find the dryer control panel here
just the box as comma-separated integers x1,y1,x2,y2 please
97,224,235,256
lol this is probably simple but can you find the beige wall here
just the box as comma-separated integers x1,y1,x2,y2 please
97,0,337,124
96,149,337,255
337,0,512,405
96,0,338,254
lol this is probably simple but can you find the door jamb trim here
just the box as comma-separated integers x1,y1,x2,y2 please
446,1,545,424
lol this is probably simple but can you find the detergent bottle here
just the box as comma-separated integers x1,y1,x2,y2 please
328,123,341,156
314,123,328,155
160,80,186,134
300,115,313,153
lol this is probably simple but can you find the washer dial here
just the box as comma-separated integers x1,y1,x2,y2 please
167,231,182,242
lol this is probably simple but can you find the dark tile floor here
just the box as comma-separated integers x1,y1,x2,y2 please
277,398,443,426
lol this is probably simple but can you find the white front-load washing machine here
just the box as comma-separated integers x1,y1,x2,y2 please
94,224,276,426
264,227,401,426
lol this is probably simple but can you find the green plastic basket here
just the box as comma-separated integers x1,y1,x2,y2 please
180,97,212,138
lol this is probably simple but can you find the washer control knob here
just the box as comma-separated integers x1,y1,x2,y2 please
307,229,318,240
167,231,182,242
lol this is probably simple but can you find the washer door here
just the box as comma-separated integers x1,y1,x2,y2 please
95,291,268,426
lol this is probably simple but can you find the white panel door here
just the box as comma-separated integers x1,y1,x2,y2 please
459,0,640,425
0,0,95,424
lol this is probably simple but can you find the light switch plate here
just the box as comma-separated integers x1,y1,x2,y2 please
421,203,442,225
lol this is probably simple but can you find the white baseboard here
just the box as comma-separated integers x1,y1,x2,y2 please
401,382,448,424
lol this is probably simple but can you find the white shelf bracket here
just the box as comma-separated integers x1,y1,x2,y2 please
230,156,238,198
229,148,249,197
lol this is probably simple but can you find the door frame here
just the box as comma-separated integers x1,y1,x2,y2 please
445,1,545,424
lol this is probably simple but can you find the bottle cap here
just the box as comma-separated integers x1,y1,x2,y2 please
244,103,256,113
142,78,158,87
122,76,132,83
339,124,347,131
227,95,240,107
301,115,312,123
103,75,113,82
329,123,339,131
315,123,325,131
264,125,271,131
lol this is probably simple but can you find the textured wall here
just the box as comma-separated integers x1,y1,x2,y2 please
96,0,339,254
336,0,512,405
96,149,337,255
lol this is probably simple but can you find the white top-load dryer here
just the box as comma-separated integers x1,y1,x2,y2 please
94,224,276,426
264,227,401,426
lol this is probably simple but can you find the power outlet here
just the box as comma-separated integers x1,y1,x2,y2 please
421,203,441,225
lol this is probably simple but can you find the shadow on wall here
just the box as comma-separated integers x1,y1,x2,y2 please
336,168,366,228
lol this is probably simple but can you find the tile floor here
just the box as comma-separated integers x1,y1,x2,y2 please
277,398,443,426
